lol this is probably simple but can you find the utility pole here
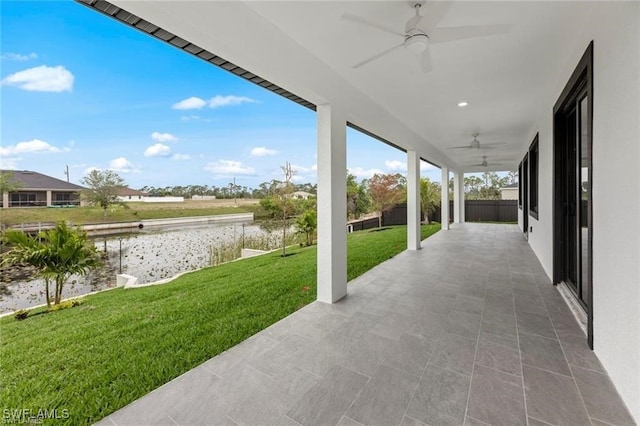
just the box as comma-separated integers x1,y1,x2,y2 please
64,165,69,182
234,177,237,205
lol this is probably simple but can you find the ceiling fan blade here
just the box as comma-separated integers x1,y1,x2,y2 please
429,24,511,44
353,43,404,69
342,13,405,38
420,49,432,73
420,1,452,33
447,145,472,150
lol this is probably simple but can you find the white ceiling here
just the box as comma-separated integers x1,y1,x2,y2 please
108,0,594,173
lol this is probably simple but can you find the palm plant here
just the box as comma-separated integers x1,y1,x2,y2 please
2,222,101,308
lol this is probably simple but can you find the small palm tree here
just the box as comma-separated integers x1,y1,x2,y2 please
2,222,101,308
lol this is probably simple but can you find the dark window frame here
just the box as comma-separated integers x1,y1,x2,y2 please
518,161,523,209
528,134,539,219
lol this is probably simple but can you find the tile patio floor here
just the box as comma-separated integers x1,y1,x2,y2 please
98,224,636,426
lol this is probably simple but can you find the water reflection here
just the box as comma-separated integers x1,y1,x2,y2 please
1,220,292,313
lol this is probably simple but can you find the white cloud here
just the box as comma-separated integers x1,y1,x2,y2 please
151,132,177,143
1,65,74,92
172,154,190,161
209,95,256,109
144,143,171,157
0,157,21,169
1,52,38,61
173,95,257,111
108,157,139,174
385,160,407,171
311,164,317,171
290,164,311,173
180,115,210,122
348,167,384,179
204,160,255,176
0,139,66,156
172,96,207,110
250,147,277,157
291,175,305,183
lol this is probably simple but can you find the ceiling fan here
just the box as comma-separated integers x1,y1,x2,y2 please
343,1,510,73
448,133,506,150
472,156,506,168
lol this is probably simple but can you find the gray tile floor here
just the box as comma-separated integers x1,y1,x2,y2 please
98,224,636,426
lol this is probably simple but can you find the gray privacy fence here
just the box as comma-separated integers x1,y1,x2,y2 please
348,200,518,231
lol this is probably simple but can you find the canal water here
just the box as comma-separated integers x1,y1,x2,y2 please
0,220,291,314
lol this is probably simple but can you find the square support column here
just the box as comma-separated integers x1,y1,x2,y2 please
407,150,421,250
317,104,347,303
441,167,449,230
453,172,464,223
458,172,465,223
46,190,52,207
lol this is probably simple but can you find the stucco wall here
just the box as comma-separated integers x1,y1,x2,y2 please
522,3,640,421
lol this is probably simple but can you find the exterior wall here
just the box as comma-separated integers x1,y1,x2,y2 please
500,188,518,200
523,3,640,420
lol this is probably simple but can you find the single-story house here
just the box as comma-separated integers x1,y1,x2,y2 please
289,190,316,200
113,187,149,202
1,170,84,208
500,182,519,200
74,1,640,423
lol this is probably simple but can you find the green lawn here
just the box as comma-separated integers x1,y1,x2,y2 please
0,224,439,424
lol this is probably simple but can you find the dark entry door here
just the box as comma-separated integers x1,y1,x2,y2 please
522,156,528,239
553,42,593,347
557,97,587,305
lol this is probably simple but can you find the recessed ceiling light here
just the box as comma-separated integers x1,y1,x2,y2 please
458,101,469,107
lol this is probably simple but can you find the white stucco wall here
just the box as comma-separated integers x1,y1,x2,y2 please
523,3,640,421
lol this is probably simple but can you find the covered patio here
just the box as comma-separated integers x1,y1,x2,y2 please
79,0,639,422
99,224,634,426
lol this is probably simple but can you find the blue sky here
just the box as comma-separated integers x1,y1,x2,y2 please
1,0,440,189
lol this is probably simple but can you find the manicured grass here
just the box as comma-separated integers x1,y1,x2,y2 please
0,200,262,226
0,224,439,424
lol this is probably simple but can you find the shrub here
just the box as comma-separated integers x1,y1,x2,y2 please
14,309,28,320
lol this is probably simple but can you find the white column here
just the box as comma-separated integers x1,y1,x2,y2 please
317,104,347,303
441,167,449,230
46,190,52,207
453,172,462,223
458,173,465,223
407,150,421,250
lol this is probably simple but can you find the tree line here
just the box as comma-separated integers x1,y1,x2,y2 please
138,181,317,200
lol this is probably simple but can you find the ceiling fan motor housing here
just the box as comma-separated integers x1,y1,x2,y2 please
405,32,429,53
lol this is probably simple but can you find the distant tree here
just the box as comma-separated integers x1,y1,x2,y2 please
2,222,101,307
346,173,370,219
420,178,441,223
368,173,406,227
0,171,21,196
278,163,296,256
463,172,508,200
80,170,126,218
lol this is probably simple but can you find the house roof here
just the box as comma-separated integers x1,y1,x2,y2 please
502,182,519,189
1,170,84,191
113,187,147,196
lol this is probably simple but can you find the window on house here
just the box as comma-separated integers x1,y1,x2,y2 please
529,134,539,219
518,162,523,209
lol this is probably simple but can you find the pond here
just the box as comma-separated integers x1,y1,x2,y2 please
0,220,295,314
